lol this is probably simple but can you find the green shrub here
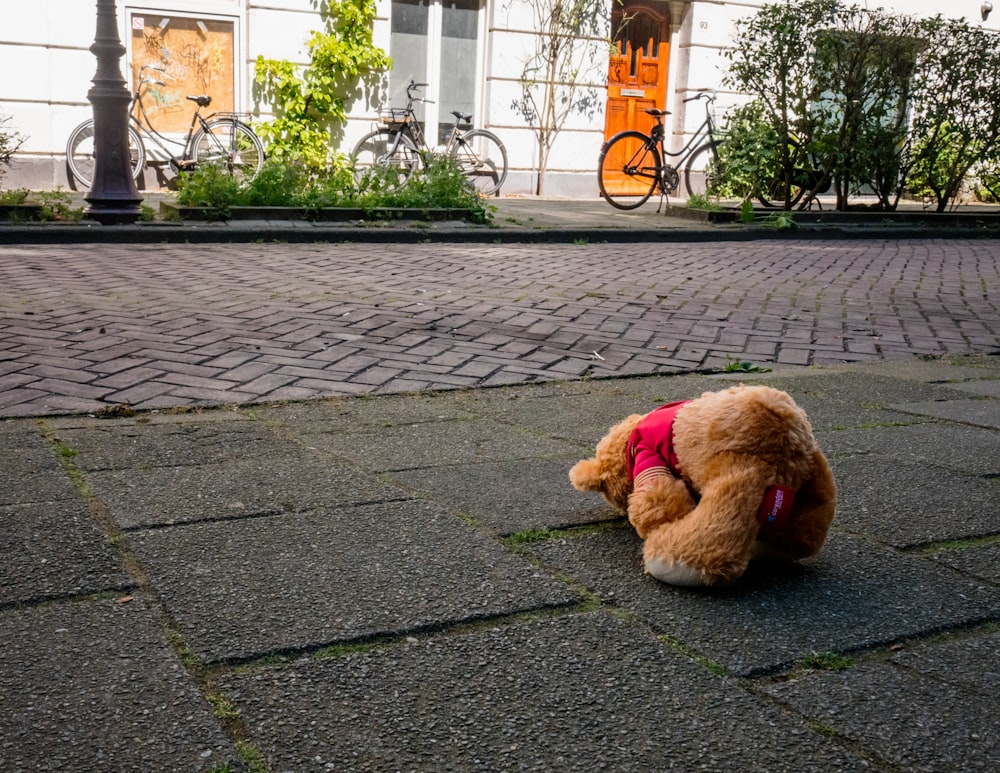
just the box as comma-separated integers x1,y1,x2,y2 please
174,153,490,223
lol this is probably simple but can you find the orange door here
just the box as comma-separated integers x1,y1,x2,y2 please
603,1,671,195
605,0,670,139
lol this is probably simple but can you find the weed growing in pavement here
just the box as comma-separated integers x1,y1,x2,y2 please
722,355,772,373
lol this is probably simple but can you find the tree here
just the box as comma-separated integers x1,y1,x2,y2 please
808,6,921,210
253,0,390,171
722,0,1000,212
506,0,610,195
723,0,837,209
907,15,1000,212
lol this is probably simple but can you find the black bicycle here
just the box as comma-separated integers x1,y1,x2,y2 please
351,79,508,196
66,64,265,190
755,135,831,209
598,91,723,210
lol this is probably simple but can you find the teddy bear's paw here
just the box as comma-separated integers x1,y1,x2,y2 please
644,555,707,587
568,458,602,491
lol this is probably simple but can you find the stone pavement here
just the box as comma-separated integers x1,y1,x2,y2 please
1,208,999,771
1,223,998,417
1,354,998,771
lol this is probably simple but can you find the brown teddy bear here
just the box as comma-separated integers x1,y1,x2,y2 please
569,385,836,586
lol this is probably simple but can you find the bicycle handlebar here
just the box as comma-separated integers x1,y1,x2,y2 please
683,91,716,104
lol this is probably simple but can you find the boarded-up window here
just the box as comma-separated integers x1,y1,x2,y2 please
129,14,235,134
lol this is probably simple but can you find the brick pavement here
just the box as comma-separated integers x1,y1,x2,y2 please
1,238,998,416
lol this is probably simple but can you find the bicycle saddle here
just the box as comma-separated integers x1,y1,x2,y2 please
644,108,671,117
187,95,212,108
451,110,473,123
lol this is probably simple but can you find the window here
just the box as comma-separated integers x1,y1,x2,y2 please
390,0,481,145
128,13,236,134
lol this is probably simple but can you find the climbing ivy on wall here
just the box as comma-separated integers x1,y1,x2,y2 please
253,0,390,171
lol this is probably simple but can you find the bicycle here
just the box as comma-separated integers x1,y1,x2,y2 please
66,65,265,190
755,136,830,209
351,79,508,196
598,91,723,210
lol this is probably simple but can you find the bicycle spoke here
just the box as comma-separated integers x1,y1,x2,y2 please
351,129,420,188
452,130,507,196
193,120,265,182
65,120,145,190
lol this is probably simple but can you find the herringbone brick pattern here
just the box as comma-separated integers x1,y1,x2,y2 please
1,239,997,416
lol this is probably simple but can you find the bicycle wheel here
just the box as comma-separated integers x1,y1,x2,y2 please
192,119,265,182
756,138,810,209
351,128,421,187
65,119,145,190
684,141,724,199
451,129,508,196
598,131,659,210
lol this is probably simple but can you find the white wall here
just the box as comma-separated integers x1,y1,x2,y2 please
2,0,997,194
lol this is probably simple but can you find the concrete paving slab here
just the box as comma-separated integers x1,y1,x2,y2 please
85,452,403,529
890,397,1000,430
831,456,999,547
218,611,865,771
51,418,283,470
298,416,581,472
745,371,971,430
0,501,132,606
528,530,1000,676
0,426,79,505
819,421,1000,476
940,379,1000,398
129,501,580,663
740,370,976,405
846,352,1000,383
447,374,730,446
929,542,1000,584
256,391,475,431
0,597,242,772
387,458,619,536
763,632,1000,772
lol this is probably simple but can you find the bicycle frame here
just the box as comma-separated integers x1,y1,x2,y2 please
380,82,430,153
127,67,216,166
658,94,719,168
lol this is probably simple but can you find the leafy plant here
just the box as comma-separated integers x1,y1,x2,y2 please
723,0,836,209
356,153,490,222
35,189,84,222
0,114,26,188
505,0,611,194
722,1,1000,212
723,356,773,373
174,162,241,220
685,193,721,211
174,154,492,223
253,0,390,172
0,187,29,205
906,15,1000,212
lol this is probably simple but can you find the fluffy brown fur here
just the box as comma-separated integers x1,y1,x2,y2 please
569,385,836,586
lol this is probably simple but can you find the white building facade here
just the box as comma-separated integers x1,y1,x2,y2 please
1,0,995,196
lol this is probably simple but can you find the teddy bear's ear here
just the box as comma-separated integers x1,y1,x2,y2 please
569,458,603,492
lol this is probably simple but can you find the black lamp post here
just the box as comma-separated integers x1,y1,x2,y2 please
85,0,142,224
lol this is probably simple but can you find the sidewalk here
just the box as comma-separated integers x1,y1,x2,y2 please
1,207,999,770
3,193,1000,243
1,354,998,771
